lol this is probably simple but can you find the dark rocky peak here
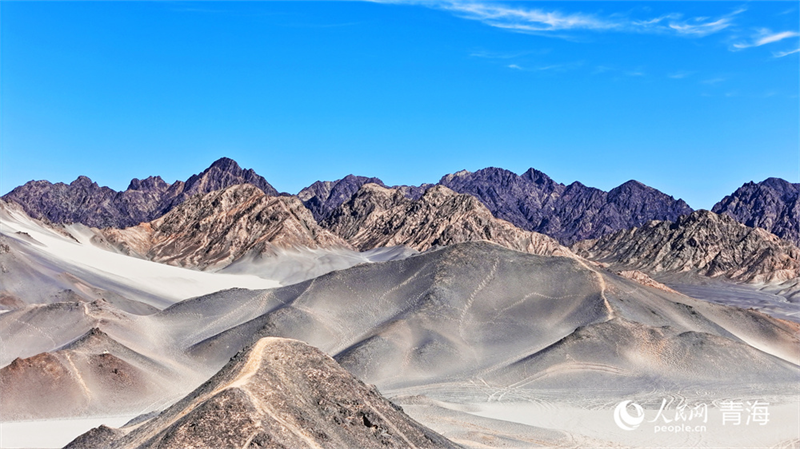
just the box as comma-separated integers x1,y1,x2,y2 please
607,180,692,216
712,177,799,246
759,177,799,197
182,157,278,197
439,166,519,188
522,167,561,190
3,157,280,229
70,176,99,188
126,176,169,192
298,175,387,222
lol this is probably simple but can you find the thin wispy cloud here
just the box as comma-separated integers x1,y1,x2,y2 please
732,29,800,49
470,50,544,59
701,77,726,85
375,1,741,39
668,71,694,79
506,63,568,72
773,48,800,58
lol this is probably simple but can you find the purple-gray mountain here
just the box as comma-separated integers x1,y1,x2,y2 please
301,167,693,245
298,175,432,222
2,158,278,229
712,177,800,246
5,157,796,248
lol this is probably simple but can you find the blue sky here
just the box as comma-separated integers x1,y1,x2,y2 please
1,1,798,209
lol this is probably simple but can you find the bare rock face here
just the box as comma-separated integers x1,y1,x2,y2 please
712,177,800,246
102,184,351,269
66,337,457,449
322,183,571,257
298,175,434,222
438,168,694,245
299,175,388,222
572,210,800,283
302,167,693,245
3,158,278,229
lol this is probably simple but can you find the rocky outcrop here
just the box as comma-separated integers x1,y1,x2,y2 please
298,175,434,222
712,177,800,246
102,184,350,269
322,183,571,256
302,167,692,245
299,175,388,222
438,167,694,245
3,158,278,229
572,210,800,283
65,337,457,449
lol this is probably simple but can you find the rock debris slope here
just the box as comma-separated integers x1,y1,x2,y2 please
572,210,800,284
713,177,800,246
102,184,351,269
3,157,278,229
65,337,457,449
321,183,571,256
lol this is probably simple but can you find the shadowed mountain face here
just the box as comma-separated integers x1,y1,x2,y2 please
65,337,457,449
299,175,388,222
438,167,694,245
713,177,800,246
572,210,800,284
321,183,571,256
2,158,278,229
300,167,693,245
101,184,351,269
298,175,434,222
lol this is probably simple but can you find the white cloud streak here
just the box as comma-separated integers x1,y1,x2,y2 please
773,48,800,57
376,1,741,38
733,29,800,49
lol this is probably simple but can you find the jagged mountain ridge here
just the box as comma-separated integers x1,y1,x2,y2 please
572,210,800,284
101,184,350,269
298,175,433,222
713,177,800,246
2,158,278,229
438,167,694,245
66,337,457,449
299,167,694,245
321,183,571,257
5,157,797,251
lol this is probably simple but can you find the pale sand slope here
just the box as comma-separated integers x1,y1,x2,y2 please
0,199,280,309
0,198,416,311
2,240,799,447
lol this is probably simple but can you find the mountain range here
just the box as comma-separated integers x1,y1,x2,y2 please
2,157,799,448
5,158,797,250
3,158,279,229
